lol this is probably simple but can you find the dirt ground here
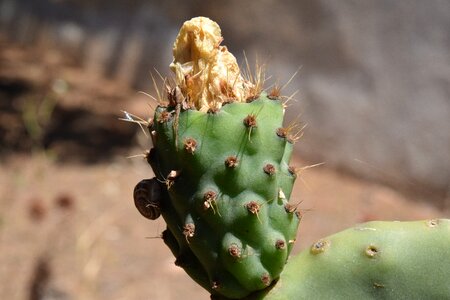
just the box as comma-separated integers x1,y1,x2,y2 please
0,38,448,300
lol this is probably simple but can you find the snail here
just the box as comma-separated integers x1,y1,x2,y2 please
133,178,162,220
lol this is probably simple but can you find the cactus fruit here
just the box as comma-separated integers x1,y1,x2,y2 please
151,94,300,298
248,219,450,299
134,17,300,298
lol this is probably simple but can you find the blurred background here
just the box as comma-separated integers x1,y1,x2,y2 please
0,0,449,299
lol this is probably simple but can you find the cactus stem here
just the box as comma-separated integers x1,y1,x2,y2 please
141,17,303,299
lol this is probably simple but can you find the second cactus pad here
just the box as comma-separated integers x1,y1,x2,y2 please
252,219,450,300
149,93,300,298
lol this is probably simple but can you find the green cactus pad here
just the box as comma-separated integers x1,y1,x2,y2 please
250,219,450,300
148,93,300,298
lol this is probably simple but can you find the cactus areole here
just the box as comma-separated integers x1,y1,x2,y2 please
133,17,300,298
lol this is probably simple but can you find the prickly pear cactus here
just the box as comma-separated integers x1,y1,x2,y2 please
132,16,450,300
134,17,301,299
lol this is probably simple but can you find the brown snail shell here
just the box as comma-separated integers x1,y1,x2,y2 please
133,178,162,220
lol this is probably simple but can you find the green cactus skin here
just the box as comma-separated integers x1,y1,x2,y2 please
245,219,450,300
148,93,300,299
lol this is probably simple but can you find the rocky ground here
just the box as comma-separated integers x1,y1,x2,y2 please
0,37,447,300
